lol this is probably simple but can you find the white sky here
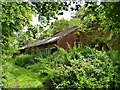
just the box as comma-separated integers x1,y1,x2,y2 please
30,14,40,26
58,11,72,20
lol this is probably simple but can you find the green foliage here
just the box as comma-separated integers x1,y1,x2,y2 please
14,54,35,68
45,47,119,89
1,2,34,58
77,2,120,32
76,2,120,49
26,46,119,89
2,2,120,89
107,50,120,72
2,2,33,36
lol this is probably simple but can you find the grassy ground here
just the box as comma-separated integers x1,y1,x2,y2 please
4,62,43,88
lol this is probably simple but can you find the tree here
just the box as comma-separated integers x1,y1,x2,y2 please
76,2,120,50
2,2,33,36
1,2,33,56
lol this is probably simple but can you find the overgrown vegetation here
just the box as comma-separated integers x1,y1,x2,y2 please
1,1,120,89
5,46,120,89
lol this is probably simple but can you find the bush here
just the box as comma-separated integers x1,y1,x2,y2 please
15,54,35,68
16,46,119,89
39,46,120,89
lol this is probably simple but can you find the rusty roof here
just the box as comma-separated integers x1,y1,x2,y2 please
19,26,78,50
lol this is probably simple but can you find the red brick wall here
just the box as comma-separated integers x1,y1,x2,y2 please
57,31,78,50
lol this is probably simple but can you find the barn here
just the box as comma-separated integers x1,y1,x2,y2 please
19,26,80,56
18,26,110,56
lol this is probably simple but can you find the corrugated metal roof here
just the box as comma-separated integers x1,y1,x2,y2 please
19,26,78,50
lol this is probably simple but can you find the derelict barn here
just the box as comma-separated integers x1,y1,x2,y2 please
19,26,110,56
19,26,80,56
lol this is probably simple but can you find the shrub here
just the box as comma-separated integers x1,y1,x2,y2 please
41,46,119,89
15,54,35,68
17,46,119,89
